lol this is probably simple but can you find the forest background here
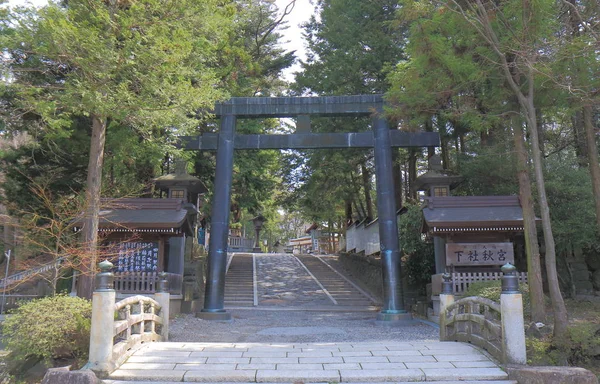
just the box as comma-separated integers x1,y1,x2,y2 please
0,0,599,370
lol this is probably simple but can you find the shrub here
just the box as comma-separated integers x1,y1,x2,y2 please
463,280,531,319
3,295,91,372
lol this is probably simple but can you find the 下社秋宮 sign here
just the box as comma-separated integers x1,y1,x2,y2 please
446,243,514,266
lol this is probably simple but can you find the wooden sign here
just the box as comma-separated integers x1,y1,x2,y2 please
116,242,159,272
446,243,514,266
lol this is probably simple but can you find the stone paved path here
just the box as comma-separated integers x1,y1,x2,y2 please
106,341,512,383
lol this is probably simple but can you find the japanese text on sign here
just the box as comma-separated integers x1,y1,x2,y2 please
446,243,514,266
114,242,159,272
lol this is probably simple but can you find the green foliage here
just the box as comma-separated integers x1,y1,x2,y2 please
3,295,92,371
464,280,531,318
398,203,434,290
544,157,598,252
526,323,600,371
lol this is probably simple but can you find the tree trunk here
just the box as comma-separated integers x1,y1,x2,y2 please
583,105,600,233
467,0,568,341
77,115,107,299
361,163,374,220
522,90,569,342
512,114,546,323
345,200,353,226
408,149,418,200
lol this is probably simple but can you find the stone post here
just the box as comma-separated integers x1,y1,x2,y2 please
88,260,116,375
154,272,170,341
439,273,454,340
500,263,527,365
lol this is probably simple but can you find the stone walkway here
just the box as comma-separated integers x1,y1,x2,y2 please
106,341,512,383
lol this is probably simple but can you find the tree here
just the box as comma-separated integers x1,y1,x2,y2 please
291,0,405,224
2,0,234,297
436,0,569,341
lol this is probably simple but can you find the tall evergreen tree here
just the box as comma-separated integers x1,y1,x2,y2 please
1,0,234,298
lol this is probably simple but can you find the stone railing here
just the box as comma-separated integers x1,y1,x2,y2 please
114,271,182,295
228,236,255,252
0,256,65,288
0,294,40,313
86,261,169,377
439,264,526,365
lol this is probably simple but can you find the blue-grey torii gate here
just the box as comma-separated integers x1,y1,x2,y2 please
184,95,439,321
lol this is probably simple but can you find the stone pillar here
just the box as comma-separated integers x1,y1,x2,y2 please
372,114,410,322
439,273,454,340
500,263,527,365
198,114,235,321
87,261,115,375
154,272,170,341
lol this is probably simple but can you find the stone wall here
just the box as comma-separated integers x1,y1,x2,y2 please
337,252,424,306
556,248,600,298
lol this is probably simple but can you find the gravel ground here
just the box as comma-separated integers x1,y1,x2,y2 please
169,309,439,344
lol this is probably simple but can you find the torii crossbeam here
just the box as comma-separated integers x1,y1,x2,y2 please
185,95,439,322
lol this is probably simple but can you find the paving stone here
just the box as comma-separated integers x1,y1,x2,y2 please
183,370,257,382
422,349,484,355
371,350,424,356
452,360,499,368
243,352,288,358
126,356,208,364
339,368,425,382
174,363,238,371
423,367,508,381
387,355,436,363
360,362,408,370
118,363,176,370
299,357,343,363
287,351,334,358
343,356,389,363
246,347,294,353
276,363,323,370
206,358,251,364
140,351,192,357
405,362,455,369
301,347,340,352
249,357,298,364
323,363,362,370
332,351,373,357
256,369,340,383
202,347,249,352
236,363,276,370
385,345,423,351
141,342,190,350
109,369,185,381
434,354,491,362
190,352,244,358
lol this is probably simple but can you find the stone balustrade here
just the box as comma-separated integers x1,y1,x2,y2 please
85,260,170,377
439,263,526,365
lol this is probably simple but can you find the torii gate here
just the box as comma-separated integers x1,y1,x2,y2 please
184,95,439,322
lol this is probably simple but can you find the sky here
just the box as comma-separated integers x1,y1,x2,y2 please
274,0,315,81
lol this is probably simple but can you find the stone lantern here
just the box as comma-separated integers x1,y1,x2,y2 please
251,215,266,253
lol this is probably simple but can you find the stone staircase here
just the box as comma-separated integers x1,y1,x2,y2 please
224,254,255,307
296,255,377,308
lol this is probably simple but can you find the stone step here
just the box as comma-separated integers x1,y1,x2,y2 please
105,381,517,384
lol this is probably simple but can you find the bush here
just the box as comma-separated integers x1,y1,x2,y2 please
463,280,531,319
3,295,91,372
